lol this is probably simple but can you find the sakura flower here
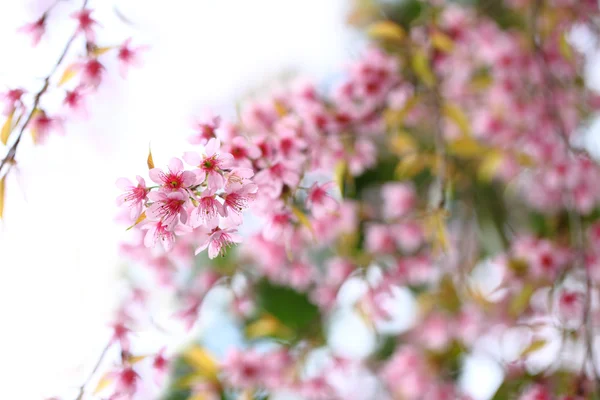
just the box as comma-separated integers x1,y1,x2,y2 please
306,181,338,217
141,219,188,252
0,88,25,115
77,58,105,88
224,167,255,191
146,190,189,225
112,367,140,398
189,115,221,145
189,190,224,229
116,175,148,221
18,14,46,47
71,9,98,42
117,38,147,78
254,161,301,198
29,110,63,144
221,182,257,224
110,321,131,351
381,182,416,220
149,157,197,192
222,135,261,168
63,87,88,117
195,226,242,258
221,348,264,388
183,138,234,190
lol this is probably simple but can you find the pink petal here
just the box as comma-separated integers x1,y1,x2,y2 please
169,157,183,172
149,168,163,184
116,177,133,190
183,151,201,166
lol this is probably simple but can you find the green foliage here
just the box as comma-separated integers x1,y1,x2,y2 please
254,279,323,341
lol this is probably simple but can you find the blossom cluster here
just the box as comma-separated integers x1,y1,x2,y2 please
43,0,600,399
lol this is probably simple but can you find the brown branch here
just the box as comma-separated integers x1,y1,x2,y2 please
0,0,90,178
74,341,113,400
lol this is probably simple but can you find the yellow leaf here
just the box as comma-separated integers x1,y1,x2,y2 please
237,390,254,400
147,145,155,169
93,372,113,395
431,31,454,52
334,161,348,196
127,354,149,364
425,209,450,253
411,50,435,87
442,103,471,137
395,153,426,179
292,205,315,238
0,175,5,219
246,314,293,339
515,152,535,167
509,283,534,318
91,46,114,57
126,211,146,231
447,137,488,159
182,345,219,382
1,111,14,145
58,64,78,86
520,339,547,358
470,73,493,91
389,131,417,156
477,151,503,182
367,20,405,42
274,100,287,117
559,32,574,62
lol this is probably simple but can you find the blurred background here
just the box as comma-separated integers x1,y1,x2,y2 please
0,0,351,398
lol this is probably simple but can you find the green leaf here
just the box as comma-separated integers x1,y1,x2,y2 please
255,279,321,336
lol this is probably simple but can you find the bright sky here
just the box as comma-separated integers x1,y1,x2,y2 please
0,1,349,398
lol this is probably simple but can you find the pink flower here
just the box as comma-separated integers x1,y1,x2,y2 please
141,219,189,251
63,87,88,117
306,181,338,217
183,138,234,190
254,161,301,198
71,9,98,42
146,190,189,225
116,176,148,221
381,182,416,220
110,321,131,351
221,182,257,224
222,135,261,168
18,15,46,47
221,349,264,388
77,58,105,88
195,226,242,258
366,224,396,254
149,158,197,192
190,190,224,229
117,38,148,78
0,88,25,115
189,115,221,145
29,111,63,144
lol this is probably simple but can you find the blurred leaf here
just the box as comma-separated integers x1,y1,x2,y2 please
520,339,547,358
90,45,114,57
559,33,574,62
127,354,149,364
387,0,424,29
509,284,534,318
181,345,219,383
93,372,113,395
126,211,146,231
395,153,427,179
246,314,294,340
431,31,454,52
0,175,5,219
411,49,435,87
147,145,155,169
334,160,353,198
255,279,320,335
389,131,418,156
367,20,405,42
353,157,398,198
438,275,461,314
447,137,487,159
1,110,14,145
292,205,315,239
477,151,503,182
372,335,398,361
443,104,471,137
508,258,529,277
58,64,78,86
424,208,450,253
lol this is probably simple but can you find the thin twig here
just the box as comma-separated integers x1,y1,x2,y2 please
0,0,90,178
74,341,113,400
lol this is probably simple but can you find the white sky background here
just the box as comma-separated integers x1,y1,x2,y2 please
0,1,350,398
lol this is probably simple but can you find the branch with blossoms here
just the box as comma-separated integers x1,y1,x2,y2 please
0,1,145,216
30,0,600,399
